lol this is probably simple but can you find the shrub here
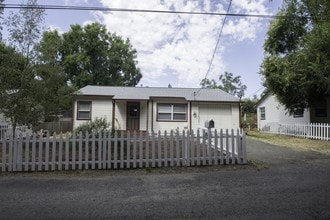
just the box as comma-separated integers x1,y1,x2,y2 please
75,117,111,135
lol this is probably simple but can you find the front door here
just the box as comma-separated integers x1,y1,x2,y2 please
127,102,140,131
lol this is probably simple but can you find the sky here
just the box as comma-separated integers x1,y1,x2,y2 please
3,0,283,98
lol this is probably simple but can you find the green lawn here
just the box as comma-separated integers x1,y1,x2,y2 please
246,130,330,155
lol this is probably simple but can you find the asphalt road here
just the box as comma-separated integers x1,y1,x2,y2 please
1,138,330,219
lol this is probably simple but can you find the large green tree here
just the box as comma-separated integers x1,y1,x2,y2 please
36,30,74,121
201,72,247,99
260,0,330,112
59,23,142,88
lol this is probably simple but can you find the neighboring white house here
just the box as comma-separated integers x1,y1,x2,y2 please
73,86,241,132
257,93,330,132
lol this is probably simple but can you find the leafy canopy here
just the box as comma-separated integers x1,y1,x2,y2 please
59,23,142,88
260,0,330,112
201,72,247,99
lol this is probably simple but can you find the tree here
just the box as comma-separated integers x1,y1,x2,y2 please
201,72,247,99
36,30,74,121
0,0,4,41
0,0,45,135
0,43,43,135
60,23,142,88
260,0,330,113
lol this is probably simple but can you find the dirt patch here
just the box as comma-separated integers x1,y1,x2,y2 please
247,130,330,155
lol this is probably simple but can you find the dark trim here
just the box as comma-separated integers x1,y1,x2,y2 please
76,101,92,121
126,102,140,131
189,102,192,131
151,100,154,131
146,100,149,131
112,100,115,130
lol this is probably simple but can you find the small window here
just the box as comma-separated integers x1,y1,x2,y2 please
315,100,327,117
293,108,304,118
157,103,187,121
77,101,91,120
259,107,265,120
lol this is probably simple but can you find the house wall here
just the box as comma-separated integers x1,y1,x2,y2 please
191,103,239,130
73,97,241,132
73,96,113,130
257,94,310,131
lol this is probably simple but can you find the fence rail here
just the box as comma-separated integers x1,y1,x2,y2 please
261,123,330,141
0,129,247,172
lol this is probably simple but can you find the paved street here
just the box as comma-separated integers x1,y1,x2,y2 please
1,138,330,219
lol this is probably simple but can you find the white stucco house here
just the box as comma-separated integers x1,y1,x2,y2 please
73,86,241,132
257,93,330,132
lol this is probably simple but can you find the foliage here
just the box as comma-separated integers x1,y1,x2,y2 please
201,72,247,98
36,30,75,121
260,0,330,113
75,117,111,135
0,0,4,40
5,0,45,61
59,22,142,88
0,0,45,136
241,95,258,114
0,43,43,133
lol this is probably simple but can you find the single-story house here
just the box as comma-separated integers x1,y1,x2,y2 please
73,86,241,132
257,93,330,131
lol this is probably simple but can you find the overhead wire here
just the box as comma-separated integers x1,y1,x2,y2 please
2,3,288,19
195,0,232,95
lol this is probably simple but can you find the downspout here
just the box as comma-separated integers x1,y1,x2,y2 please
151,99,154,131
146,100,149,131
112,100,116,130
189,101,192,131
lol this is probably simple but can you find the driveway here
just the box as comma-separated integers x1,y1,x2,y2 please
0,138,329,219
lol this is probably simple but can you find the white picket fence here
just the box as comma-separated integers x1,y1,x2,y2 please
0,129,247,172
261,123,330,141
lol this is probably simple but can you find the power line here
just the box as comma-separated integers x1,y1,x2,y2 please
203,0,232,85
2,3,287,19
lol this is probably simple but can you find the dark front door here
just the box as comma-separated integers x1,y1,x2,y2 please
127,102,140,131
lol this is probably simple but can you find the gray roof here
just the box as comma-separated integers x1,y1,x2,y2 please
76,85,240,102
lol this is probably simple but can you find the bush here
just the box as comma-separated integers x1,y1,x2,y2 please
75,117,111,135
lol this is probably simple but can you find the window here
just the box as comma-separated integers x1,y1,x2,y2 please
157,103,187,121
293,108,304,118
259,107,265,120
315,100,327,117
77,101,91,120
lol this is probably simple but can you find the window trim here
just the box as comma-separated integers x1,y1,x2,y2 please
157,103,188,122
77,101,92,120
259,107,266,120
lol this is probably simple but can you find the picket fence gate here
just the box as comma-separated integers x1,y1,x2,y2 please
0,129,247,172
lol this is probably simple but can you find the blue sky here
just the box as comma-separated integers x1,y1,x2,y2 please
3,0,283,98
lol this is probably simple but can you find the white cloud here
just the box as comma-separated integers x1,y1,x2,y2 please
91,0,269,88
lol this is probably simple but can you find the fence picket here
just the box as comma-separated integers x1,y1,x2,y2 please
127,131,131,169
45,133,50,171
102,132,107,169
202,130,207,165
65,133,70,170
214,130,218,165
2,136,6,171
139,131,143,168
78,132,83,170
196,130,201,166
151,131,155,168
133,131,137,168
31,133,36,171
220,129,224,165
17,134,23,171
175,130,180,167
120,132,124,169
231,129,235,165
114,132,118,169
190,130,195,166
52,133,56,171
84,131,89,170
225,129,229,164
145,131,149,168
158,130,162,167
170,130,174,167
59,133,63,170
107,132,112,169
72,133,76,170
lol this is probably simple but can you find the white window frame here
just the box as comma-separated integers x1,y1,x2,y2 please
77,101,92,120
157,103,187,122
